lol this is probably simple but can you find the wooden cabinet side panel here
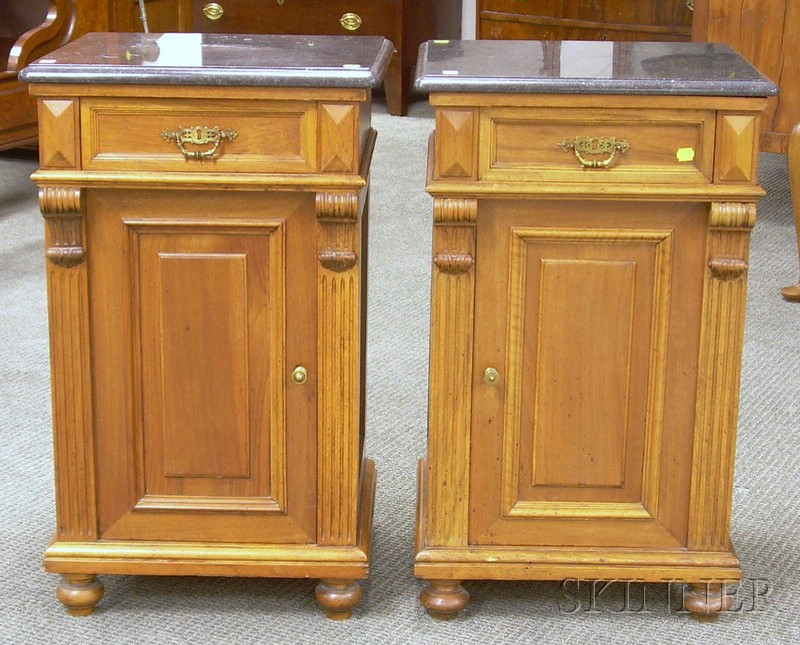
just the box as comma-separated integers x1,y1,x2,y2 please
315,191,366,547
42,187,98,541
688,202,755,552
425,197,478,547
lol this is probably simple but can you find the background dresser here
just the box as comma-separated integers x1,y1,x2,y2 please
477,0,693,41
691,0,798,153
84,0,462,116
21,32,391,619
414,39,777,619
0,0,74,150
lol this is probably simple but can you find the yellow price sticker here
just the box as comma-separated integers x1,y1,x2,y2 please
676,147,695,162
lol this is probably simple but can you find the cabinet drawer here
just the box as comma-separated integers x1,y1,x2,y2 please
479,0,692,25
479,18,690,42
478,0,692,41
81,97,317,173
479,107,715,184
193,0,399,42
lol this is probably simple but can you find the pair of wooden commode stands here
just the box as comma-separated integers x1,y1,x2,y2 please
21,34,777,620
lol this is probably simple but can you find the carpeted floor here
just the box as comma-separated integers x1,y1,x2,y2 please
1,98,798,644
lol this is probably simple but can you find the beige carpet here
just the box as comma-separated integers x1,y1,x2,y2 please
1,98,798,643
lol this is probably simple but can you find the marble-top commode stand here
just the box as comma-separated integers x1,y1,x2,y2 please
412,38,777,620
24,31,391,619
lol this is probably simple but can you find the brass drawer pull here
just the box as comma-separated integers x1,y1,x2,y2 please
686,0,694,11
560,136,630,169
483,367,500,385
161,125,238,160
340,12,362,31
203,2,224,20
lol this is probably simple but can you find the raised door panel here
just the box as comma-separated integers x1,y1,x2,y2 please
469,200,706,549
90,188,317,543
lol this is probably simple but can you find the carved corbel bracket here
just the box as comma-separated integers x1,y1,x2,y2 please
706,202,755,283
709,202,757,231
315,191,361,272
433,197,478,275
39,186,85,268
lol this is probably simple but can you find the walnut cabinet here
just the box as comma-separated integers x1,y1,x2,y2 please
691,0,800,152
413,39,777,619
22,32,392,619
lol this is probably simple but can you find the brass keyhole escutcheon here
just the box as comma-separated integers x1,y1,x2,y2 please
340,12,363,31
483,367,500,385
292,366,308,385
203,3,224,20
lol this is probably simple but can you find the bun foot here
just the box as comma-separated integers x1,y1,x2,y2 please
420,580,470,619
56,574,104,616
684,582,732,619
314,579,362,620
780,282,800,302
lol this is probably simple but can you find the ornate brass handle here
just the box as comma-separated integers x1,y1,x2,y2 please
685,0,694,11
560,136,631,169
203,2,224,19
340,12,362,31
161,125,238,160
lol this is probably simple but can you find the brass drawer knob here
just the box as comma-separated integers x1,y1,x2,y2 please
203,3,224,20
340,12,363,31
483,367,500,386
291,366,308,385
161,125,238,160
559,136,630,169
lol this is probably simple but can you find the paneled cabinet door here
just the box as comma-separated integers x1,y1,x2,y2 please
468,199,707,550
88,188,317,544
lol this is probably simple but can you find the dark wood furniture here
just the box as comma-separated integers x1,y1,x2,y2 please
691,1,798,153
85,0,462,116
22,32,391,619
782,122,800,301
0,0,74,151
413,39,777,619
477,0,693,42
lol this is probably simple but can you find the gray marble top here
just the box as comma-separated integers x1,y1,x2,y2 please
20,33,393,89
415,40,778,97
